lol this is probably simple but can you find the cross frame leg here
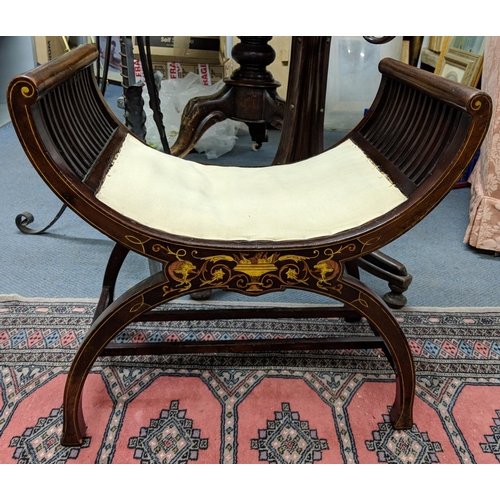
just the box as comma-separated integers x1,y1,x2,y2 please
62,271,178,446
314,269,415,429
62,260,415,446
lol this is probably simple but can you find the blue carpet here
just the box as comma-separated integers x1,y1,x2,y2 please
1,83,498,307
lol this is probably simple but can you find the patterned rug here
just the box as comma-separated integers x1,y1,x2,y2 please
1,296,500,464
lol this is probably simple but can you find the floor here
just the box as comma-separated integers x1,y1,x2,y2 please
1,104,9,128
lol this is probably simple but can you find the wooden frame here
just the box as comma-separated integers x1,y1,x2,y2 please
7,41,492,447
435,36,485,87
428,36,446,52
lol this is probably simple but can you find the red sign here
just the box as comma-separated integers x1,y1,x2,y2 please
198,64,211,86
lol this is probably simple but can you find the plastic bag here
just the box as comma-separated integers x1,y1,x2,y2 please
324,36,403,131
142,73,243,159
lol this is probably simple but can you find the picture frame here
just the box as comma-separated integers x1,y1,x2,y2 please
97,36,122,84
448,36,486,55
437,48,481,85
435,36,485,87
428,36,446,52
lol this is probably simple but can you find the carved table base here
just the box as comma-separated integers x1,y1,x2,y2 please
170,36,285,157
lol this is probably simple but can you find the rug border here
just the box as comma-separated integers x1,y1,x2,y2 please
2,293,500,314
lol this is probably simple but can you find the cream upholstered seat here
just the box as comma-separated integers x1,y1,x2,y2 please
97,135,407,241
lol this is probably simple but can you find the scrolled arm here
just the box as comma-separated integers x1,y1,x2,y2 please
9,44,98,102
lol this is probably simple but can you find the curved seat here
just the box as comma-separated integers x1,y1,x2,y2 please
97,134,407,241
8,43,491,446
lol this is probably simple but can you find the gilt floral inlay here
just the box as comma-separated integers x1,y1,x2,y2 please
146,244,358,296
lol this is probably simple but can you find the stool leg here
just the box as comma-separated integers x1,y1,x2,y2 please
94,243,130,321
61,271,176,446
357,251,413,309
344,261,362,323
332,272,415,429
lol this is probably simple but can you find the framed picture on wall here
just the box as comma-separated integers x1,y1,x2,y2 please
435,36,485,87
97,36,122,84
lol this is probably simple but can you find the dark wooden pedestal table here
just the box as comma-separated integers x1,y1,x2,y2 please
170,36,285,157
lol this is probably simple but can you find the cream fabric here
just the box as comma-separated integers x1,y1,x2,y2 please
96,135,407,241
465,36,500,252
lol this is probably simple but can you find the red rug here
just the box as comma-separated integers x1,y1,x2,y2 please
1,297,500,464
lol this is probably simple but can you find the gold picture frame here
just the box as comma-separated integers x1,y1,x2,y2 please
435,36,485,87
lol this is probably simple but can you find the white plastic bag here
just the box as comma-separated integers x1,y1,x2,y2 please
142,73,242,159
324,36,403,131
